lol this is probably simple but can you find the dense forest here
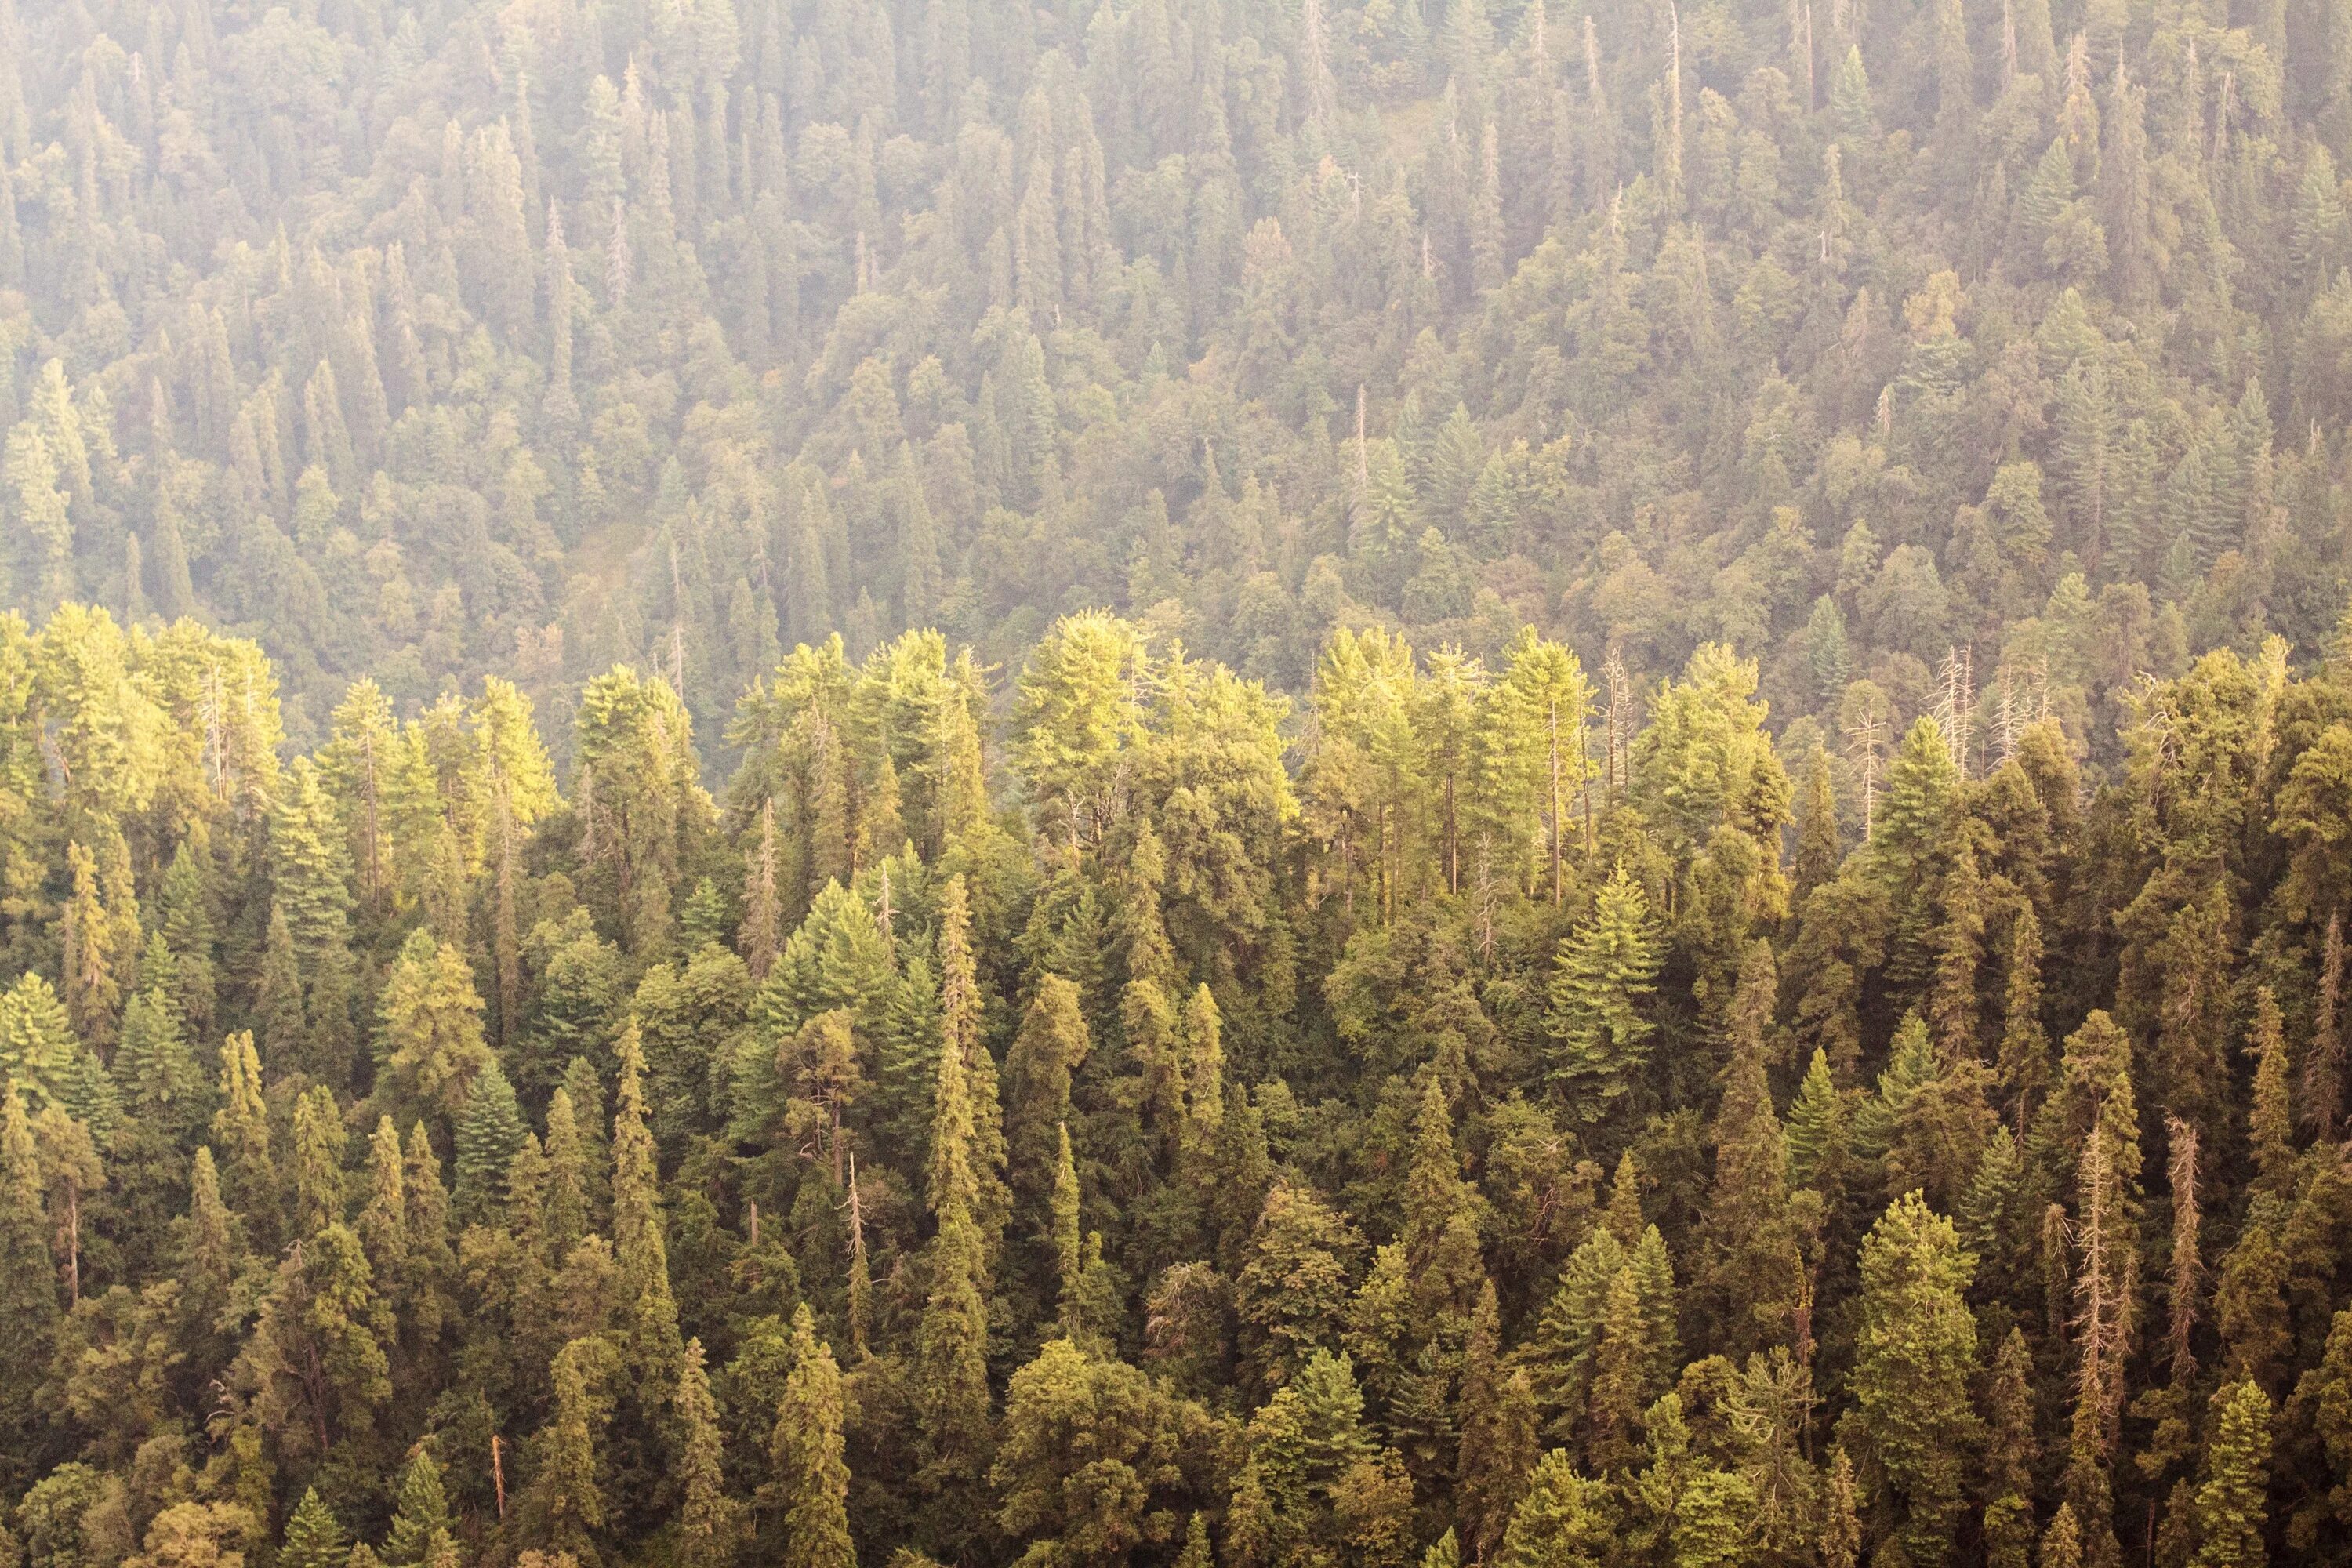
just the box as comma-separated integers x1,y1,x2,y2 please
11,0,2352,1563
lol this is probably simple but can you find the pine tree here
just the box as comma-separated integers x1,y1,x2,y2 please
1004,975,1090,1210
674,1338,739,1568
772,1305,855,1568
384,1446,456,1568
212,1032,280,1250
612,1022,683,1386
1545,864,1663,1118
2192,1380,2271,1568
1701,941,1802,1356
452,1054,527,1225
280,1490,346,1568
1457,1279,1537,1559
1842,1191,1980,1566
1495,1450,1613,1568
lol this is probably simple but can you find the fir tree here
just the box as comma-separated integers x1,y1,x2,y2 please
280,1490,346,1568
1495,1450,1613,1568
1842,1191,1980,1566
771,1305,855,1568
384,1446,456,1568
452,1054,527,1225
212,1033,280,1250
1701,941,1802,1356
2192,1380,2271,1568
674,1338,739,1568
612,1022,683,1387
1545,864,1664,1120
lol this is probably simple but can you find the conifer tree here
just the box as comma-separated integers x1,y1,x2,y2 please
935,873,1010,1256
674,1338,739,1568
1050,1121,1082,1331
378,929,492,1130
2192,1380,2271,1568
2308,912,2344,1142
772,1305,855,1568
384,1446,455,1568
1984,1329,2041,1568
1181,983,1225,1160
534,1335,618,1562
1843,1191,1980,1566
1701,941,1802,1356
1457,1279,1537,1558
2249,986,2295,1198
452,1054,527,1225
612,1021,683,1386
289,1083,347,1237
1495,1450,1612,1568
1004,975,1090,1209
543,1088,590,1256
402,1121,454,1340
178,1146,238,1371
1998,904,2049,1136
0,1084,56,1411
212,1033,279,1250
1795,748,1842,898
358,1115,408,1286
280,1490,345,1568
1544,864,1663,1119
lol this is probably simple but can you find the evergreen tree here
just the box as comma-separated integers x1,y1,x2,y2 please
280,1490,346,1568
674,1338,739,1568
212,1033,280,1250
612,1022,683,1385
377,929,492,1131
1495,1450,1612,1568
1004,975,1090,1209
0,1084,56,1421
1545,864,1663,1119
1701,942,1802,1356
1457,1279,1537,1559
384,1446,456,1568
2192,1380,2271,1568
771,1305,854,1568
1842,1192,1980,1566
452,1054,527,1225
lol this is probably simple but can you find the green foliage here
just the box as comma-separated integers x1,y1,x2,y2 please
1544,866,1663,1118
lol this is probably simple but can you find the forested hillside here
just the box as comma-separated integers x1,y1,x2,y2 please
8,0,2352,765
0,597,2347,1568
13,0,2352,1564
